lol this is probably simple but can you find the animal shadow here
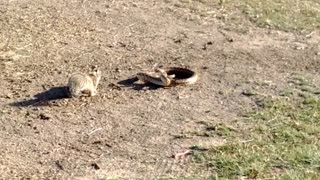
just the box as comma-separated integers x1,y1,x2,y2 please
10,86,70,107
117,76,162,90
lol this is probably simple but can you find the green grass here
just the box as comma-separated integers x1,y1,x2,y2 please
186,123,237,138
174,0,320,32
194,95,320,179
235,0,320,31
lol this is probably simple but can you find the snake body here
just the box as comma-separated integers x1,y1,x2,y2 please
136,67,198,87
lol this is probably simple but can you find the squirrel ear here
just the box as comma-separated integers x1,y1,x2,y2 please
90,65,100,74
91,65,98,70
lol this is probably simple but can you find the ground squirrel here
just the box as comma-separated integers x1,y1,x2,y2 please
67,66,101,98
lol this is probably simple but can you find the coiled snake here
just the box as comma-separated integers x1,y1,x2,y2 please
136,67,198,87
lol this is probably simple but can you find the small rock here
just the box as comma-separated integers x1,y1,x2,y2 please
174,39,182,43
292,42,307,50
108,83,121,90
25,111,30,117
5,94,12,99
206,126,216,131
202,66,209,70
226,37,234,42
39,113,51,120
242,89,256,96
55,161,64,170
115,68,121,73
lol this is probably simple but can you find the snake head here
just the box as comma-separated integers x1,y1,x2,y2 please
159,74,171,86
155,67,178,86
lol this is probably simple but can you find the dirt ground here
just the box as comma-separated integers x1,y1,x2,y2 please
0,0,319,179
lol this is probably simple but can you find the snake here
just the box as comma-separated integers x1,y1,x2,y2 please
136,67,198,87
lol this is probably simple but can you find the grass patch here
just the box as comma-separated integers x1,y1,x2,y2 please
186,123,237,138
195,97,320,179
222,0,320,31
169,0,320,32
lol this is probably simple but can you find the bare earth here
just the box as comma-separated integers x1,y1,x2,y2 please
0,0,319,179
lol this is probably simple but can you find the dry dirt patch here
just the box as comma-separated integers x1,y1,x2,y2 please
1,0,319,179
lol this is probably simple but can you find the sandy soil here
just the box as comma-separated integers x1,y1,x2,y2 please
0,0,319,179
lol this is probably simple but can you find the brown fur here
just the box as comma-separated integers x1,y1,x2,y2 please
67,66,102,98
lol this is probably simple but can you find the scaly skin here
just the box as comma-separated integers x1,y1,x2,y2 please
136,67,198,87
165,67,198,85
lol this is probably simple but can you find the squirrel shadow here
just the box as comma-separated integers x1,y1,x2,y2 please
117,76,162,91
9,86,70,107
